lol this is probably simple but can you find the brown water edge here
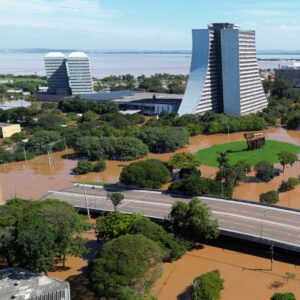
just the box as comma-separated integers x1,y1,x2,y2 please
0,127,299,206
48,228,300,300
152,244,300,300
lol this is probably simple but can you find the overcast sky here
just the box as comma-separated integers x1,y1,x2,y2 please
1,0,300,50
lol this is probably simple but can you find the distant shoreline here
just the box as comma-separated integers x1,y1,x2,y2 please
2,49,300,56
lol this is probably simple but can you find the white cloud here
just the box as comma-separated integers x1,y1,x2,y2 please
0,0,120,30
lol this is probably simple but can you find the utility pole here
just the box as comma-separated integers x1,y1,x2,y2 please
83,184,91,222
63,138,68,155
47,150,55,175
23,147,27,165
260,210,265,239
270,245,274,271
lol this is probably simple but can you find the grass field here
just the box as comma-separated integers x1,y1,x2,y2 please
75,181,113,186
196,140,300,167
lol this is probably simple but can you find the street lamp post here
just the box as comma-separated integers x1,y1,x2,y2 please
83,184,91,222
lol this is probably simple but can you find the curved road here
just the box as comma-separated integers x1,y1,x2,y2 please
43,185,300,252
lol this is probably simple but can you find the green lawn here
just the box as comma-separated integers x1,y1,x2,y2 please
75,181,113,186
196,140,300,167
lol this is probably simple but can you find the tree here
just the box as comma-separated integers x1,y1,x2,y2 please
123,218,186,262
73,160,94,175
107,192,125,212
16,215,56,274
75,136,105,161
120,159,171,189
277,151,298,172
168,153,200,170
179,167,201,179
96,213,144,239
38,200,89,268
168,198,219,242
75,136,149,161
259,190,279,204
271,79,291,98
192,270,224,300
88,234,162,298
0,198,88,272
37,112,66,129
138,127,189,153
271,293,296,300
80,111,99,123
168,176,232,198
255,161,274,182
25,130,63,155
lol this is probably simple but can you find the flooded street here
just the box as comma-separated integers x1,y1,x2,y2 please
0,127,299,207
152,244,300,300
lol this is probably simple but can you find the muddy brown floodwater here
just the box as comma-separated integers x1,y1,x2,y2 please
152,244,300,300
3,127,298,300
0,127,299,208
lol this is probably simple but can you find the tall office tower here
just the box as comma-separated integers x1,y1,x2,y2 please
44,52,70,95
67,52,93,95
221,28,268,115
178,23,267,116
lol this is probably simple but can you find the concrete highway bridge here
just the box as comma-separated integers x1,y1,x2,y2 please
43,184,300,253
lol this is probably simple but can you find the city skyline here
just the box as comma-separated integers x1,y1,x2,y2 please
1,0,300,51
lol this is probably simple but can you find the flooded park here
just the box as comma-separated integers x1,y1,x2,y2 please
1,126,300,299
1,127,300,207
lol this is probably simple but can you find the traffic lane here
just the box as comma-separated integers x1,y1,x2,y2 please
45,192,300,245
216,214,300,246
46,190,300,230
54,189,300,230
207,203,300,228
46,190,300,234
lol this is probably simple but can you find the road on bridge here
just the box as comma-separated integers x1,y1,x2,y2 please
43,185,300,252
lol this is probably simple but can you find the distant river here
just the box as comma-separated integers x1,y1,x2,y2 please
0,53,298,78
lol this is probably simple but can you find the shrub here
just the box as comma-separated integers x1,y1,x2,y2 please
179,167,201,179
93,160,106,172
271,292,296,300
73,160,94,175
255,161,274,182
259,190,279,204
279,177,300,192
192,270,224,300
120,159,171,189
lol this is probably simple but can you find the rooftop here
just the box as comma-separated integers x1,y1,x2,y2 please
118,92,183,103
0,268,67,298
0,122,20,127
68,52,88,58
45,52,66,58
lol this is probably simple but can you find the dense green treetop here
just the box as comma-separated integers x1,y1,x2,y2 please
168,153,200,169
96,213,144,239
168,198,219,242
120,159,171,189
88,234,162,298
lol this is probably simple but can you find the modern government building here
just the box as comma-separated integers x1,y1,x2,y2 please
178,23,268,116
44,51,93,97
41,23,267,117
